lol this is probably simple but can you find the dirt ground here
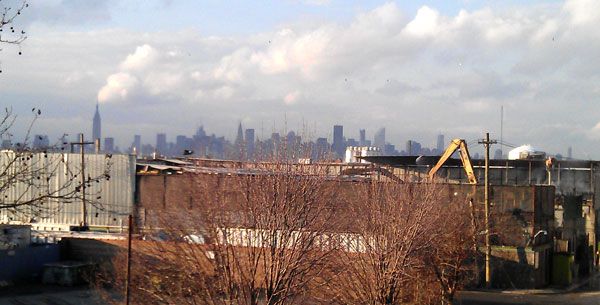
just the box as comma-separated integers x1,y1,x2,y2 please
0,284,114,305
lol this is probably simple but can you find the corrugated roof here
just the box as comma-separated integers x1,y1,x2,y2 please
0,153,136,227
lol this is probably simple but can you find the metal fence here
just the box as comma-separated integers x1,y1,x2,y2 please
0,152,135,228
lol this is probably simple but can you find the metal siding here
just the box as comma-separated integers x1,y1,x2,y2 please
0,153,135,227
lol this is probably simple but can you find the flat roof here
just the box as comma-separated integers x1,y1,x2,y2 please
360,156,598,169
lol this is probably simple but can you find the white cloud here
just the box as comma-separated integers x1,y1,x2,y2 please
214,86,234,99
564,0,600,26
120,44,158,71
97,72,139,103
4,1,600,157
404,6,441,37
97,43,207,104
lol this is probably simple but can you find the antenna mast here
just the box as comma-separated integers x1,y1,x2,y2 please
500,105,504,157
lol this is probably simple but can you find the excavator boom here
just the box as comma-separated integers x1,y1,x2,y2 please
429,139,478,184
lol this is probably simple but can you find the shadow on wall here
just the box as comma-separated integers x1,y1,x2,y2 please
59,238,124,264
0,244,60,282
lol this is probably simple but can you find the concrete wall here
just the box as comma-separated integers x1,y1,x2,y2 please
489,244,552,288
0,245,60,281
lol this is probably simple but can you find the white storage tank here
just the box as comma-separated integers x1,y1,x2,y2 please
508,145,546,160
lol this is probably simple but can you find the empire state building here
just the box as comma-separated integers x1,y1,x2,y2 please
92,103,101,141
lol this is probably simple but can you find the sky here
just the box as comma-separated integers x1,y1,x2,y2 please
0,0,599,158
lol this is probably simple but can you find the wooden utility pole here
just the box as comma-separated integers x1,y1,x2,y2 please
479,133,496,289
70,134,94,227
125,214,133,305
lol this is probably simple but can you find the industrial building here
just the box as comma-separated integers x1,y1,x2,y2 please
0,146,597,289
360,150,599,287
0,152,136,230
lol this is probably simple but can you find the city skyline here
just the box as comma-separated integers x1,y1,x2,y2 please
0,1,598,158
31,104,547,161
0,101,573,160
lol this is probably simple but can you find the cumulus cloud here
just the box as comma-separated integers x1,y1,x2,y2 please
120,44,158,71
564,0,600,26
83,1,600,156
97,72,139,103
98,44,196,104
4,1,600,157
404,6,441,37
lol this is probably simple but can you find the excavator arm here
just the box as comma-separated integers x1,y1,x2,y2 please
429,139,478,184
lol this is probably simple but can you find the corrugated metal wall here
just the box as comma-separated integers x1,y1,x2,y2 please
0,152,135,227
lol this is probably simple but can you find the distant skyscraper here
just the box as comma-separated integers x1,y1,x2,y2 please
385,143,396,155
245,129,255,158
333,125,343,145
359,129,366,146
437,134,444,152
156,133,167,155
315,137,329,160
104,137,114,153
92,103,101,141
271,132,280,155
410,140,422,155
286,131,296,147
494,148,502,159
346,138,359,147
374,128,385,150
175,135,187,156
235,122,244,144
196,126,206,137
32,134,49,148
131,135,141,155
568,146,572,159
332,125,344,157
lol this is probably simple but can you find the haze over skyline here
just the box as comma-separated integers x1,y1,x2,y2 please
0,0,598,158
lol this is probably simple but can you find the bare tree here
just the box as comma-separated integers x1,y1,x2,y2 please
0,108,112,223
103,160,338,305
0,0,26,42
0,0,28,72
325,182,442,304
323,182,481,305
422,193,479,305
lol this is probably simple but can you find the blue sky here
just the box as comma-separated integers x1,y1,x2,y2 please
1,0,600,158
98,1,563,34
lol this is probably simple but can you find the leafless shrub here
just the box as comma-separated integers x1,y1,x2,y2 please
325,182,478,305
104,160,338,305
101,154,490,305
422,193,479,304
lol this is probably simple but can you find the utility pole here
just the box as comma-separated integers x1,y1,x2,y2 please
70,134,94,227
478,133,496,289
125,214,133,305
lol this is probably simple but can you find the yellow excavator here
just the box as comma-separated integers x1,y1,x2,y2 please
428,139,477,184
